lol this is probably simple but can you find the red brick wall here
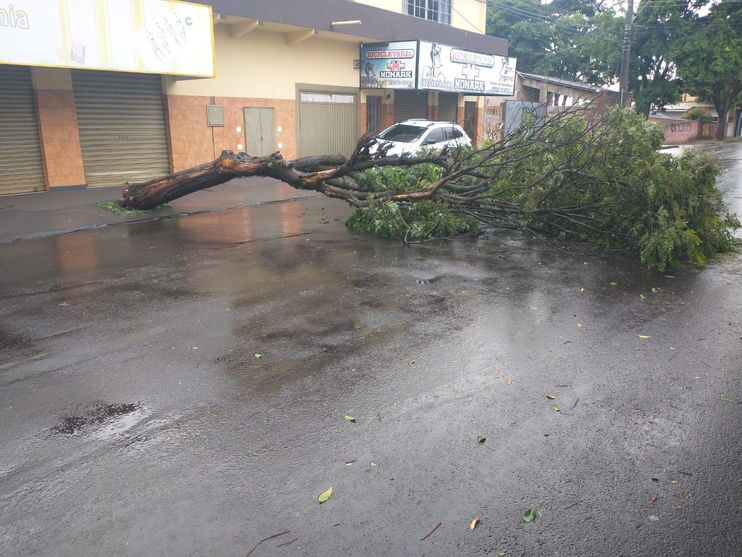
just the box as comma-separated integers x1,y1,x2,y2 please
649,118,700,144
166,95,297,171
35,89,85,188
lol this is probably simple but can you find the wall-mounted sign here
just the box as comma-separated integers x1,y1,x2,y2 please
360,41,418,90
0,0,214,77
418,41,516,95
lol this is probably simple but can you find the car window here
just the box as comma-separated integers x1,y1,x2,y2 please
425,128,447,144
377,124,427,143
448,127,463,139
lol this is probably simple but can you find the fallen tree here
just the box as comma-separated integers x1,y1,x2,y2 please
122,107,739,272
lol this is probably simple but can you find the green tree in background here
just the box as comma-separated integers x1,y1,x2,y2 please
486,0,742,125
629,0,694,115
676,1,742,139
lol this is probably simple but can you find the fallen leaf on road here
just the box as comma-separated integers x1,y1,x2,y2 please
649,495,657,504
344,415,356,423
469,517,480,530
522,508,537,523
580,288,585,292
719,395,734,403
477,436,487,444
610,282,617,286
550,404,560,412
254,353,262,358
546,394,556,400
317,487,333,504
506,379,513,385
638,335,651,340
370,462,378,467
651,476,659,482
640,294,646,299
576,323,583,328
497,553,508,557
409,360,416,365
345,460,356,466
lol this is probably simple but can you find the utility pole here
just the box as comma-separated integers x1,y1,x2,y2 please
619,0,634,107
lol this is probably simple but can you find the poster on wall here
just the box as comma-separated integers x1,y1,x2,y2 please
359,41,418,90
0,0,214,77
418,41,516,95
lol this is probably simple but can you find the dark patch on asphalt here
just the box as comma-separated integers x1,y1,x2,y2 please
0,329,36,353
52,402,142,436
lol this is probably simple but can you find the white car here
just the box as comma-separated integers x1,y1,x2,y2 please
373,120,472,156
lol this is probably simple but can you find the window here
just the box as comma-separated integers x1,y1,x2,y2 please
300,92,355,104
447,127,463,139
406,0,451,25
378,124,427,143
425,127,447,143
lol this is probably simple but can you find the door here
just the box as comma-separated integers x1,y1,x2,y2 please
366,96,381,136
0,65,45,195
298,90,357,157
438,93,458,122
394,90,428,122
244,107,275,156
73,70,169,187
464,101,478,144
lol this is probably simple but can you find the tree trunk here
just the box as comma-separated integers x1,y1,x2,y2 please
121,141,451,211
714,95,731,140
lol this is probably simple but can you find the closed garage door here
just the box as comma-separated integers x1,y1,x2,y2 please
438,93,458,122
394,90,428,122
73,71,169,187
0,65,45,195
298,90,358,157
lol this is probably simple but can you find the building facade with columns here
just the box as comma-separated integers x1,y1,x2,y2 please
0,0,512,196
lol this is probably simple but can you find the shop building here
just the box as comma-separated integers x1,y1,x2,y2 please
0,0,511,196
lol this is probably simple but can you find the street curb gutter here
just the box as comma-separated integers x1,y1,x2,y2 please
1,195,318,245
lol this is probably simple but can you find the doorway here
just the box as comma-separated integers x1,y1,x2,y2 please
464,101,478,144
244,107,275,156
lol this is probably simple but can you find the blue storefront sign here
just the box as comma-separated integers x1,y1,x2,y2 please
360,41,418,90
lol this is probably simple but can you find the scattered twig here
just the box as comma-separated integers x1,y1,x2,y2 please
246,530,290,556
678,471,693,477
420,522,442,541
276,538,298,548
564,502,580,510
571,398,580,410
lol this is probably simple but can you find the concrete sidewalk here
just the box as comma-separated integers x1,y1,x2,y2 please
0,176,318,243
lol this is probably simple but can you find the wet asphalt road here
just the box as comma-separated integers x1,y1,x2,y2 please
1,144,741,556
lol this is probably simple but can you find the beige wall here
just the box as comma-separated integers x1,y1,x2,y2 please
164,26,359,99
353,0,487,33
451,0,487,33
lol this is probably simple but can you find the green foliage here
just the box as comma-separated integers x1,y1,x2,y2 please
98,200,171,216
348,164,478,241
346,109,737,271
346,200,478,242
466,108,738,271
682,107,714,123
354,164,443,194
675,2,742,138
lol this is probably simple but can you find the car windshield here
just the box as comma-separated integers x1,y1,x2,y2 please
377,124,427,143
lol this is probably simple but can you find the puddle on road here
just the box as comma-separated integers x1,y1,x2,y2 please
52,401,146,437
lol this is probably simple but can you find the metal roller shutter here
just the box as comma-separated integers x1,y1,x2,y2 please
394,91,428,122
438,93,458,122
298,91,358,157
0,65,45,195
73,71,169,187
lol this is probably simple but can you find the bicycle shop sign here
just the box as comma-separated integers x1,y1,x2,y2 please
359,40,516,95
